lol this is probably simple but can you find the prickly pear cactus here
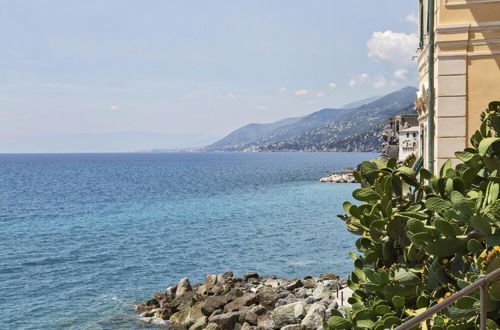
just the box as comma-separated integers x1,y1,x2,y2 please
325,103,500,330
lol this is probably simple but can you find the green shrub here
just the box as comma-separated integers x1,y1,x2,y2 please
402,153,417,168
326,102,500,330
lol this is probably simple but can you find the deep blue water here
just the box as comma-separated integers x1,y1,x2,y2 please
0,152,376,329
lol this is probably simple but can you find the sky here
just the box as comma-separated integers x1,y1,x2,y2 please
0,0,418,152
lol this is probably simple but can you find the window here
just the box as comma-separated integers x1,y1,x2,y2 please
413,132,417,138
407,133,409,138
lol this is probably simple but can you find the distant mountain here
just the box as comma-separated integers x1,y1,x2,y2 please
208,117,301,150
205,108,352,151
341,95,381,109
205,86,417,152
259,87,417,152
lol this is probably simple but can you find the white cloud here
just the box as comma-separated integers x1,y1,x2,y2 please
367,30,418,66
294,89,309,95
328,82,337,89
403,12,418,24
315,92,325,97
215,92,235,99
373,75,387,89
349,73,369,87
308,100,316,105
394,69,409,80
110,105,119,111
256,105,267,110
279,87,286,93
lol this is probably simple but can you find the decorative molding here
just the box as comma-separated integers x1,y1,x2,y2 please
446,0,500,6
437,50,500,57
437,39,500,47
436,20,500,33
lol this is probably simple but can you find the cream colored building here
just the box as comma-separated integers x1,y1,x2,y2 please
416,0,500,173
399,126,420,162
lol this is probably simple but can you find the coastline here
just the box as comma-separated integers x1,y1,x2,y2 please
319,168,356,183
137,272,352,330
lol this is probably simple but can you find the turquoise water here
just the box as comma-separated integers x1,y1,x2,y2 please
0,152,376,329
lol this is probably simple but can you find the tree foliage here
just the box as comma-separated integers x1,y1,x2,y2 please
326,102,500,329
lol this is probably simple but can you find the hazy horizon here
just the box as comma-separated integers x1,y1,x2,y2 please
0,0,418,152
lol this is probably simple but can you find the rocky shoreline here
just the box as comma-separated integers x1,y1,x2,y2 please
136,272,352,330
319,172,356,183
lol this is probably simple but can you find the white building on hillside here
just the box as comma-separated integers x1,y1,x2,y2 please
399,126,419,162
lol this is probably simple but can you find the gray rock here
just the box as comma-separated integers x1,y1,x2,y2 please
224,293,258,312
241,309,258,325
176,277,193,298
204,323,220,330
240,322,255,330
301,302,325,330
301,278,316,289
226,288,244,301
294,301,306,318
285,279,303,291
322,280,341,290
206,274,218,284
257,314,275,329
209,311,240,329
165,285,177,300
251,304,267,316
275,294,298,306
169,291,197,311
271,302,302,328
312,283,332,300
202,296,230,316
319,273,338,281
304,296,316,304
278,290,291,299
244,272,259,281
257,288,280,308
217,271,234,285
263,278,280,288
281,325,301,330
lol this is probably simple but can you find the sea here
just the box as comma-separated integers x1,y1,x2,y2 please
0,152,377,329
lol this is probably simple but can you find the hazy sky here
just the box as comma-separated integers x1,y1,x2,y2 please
0,0,418,151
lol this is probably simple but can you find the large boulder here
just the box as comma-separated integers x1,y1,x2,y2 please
206,274,218,285
176,277,193,298
270,302,302,328
312,283,332,300
284,279,302,291
301,278,317,289
205,322,221,330
155,308,174,320
243,272,259,281
256,314,276,329
319,273,339,281
224,293,258,312
257,288,280,308
209,311,240,329
217,272,234,285
170,302,206,329
165,285,178,300
168,291,197,311
201,296,230,316
301,302,325,330
136,298,160,312
281,325,301,330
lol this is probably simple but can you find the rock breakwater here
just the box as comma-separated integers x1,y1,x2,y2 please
136,272,351,330
319,172,356,183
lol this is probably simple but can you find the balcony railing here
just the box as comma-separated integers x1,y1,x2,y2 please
395,267,500,330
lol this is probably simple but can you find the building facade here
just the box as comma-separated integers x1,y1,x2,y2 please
416,0,500,173
399,126,420,162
